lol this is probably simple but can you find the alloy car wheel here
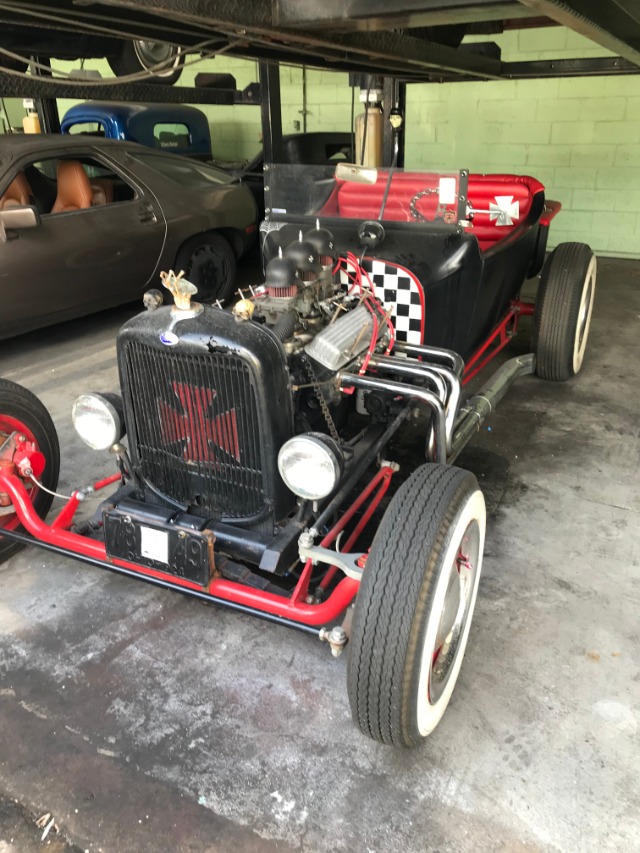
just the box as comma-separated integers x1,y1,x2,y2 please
175,233,237,304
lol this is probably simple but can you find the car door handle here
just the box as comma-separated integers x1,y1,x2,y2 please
139,203,157,224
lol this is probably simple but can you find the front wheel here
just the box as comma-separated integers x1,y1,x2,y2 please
347,464,486,747
175,233,237,303
0,379,60,564
534,242,597,381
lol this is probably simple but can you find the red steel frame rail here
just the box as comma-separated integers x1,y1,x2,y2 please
462,298,535,384
0,463,397,629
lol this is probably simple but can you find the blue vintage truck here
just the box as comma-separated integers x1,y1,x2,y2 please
61,102,214,160
62,102,353,217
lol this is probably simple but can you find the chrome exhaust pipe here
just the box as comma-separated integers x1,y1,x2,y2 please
449,353,535,463
392,341,465,379
366,354,460,454
340,371,447,463
366,356,448,405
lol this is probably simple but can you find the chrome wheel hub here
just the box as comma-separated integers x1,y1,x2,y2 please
429,521,480,704
572,255,597,374
133,40,180,74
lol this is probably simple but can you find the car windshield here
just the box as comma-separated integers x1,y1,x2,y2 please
265,163,466,229
134,152,233,187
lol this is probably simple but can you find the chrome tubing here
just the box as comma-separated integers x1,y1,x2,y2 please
366,355,461,455
392,341,465,379
449,353,536,463
366,355,448,404
340,372,447,463
423,363,461,449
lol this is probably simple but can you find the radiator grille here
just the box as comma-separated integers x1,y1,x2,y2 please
122,341,265,519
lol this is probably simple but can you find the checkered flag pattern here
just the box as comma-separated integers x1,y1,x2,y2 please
339,258,424,344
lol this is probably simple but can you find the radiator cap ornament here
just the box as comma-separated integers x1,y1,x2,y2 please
159,269,203,319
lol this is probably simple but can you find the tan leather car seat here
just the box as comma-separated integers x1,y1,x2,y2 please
51,160,93,213
0,173,32,210
90,178,114,206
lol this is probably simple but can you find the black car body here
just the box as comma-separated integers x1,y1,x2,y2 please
0,162,596,748
0,135,256,339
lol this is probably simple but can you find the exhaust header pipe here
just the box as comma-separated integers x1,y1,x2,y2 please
450,353,535,463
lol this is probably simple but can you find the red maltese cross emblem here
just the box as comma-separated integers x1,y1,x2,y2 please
158,382,240,464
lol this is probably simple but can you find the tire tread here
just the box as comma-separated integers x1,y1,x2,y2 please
534,242,595,381
347,463,479,746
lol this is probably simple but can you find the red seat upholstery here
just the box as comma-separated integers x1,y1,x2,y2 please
323,171,545,254
334,172,447,221
465,173,544,252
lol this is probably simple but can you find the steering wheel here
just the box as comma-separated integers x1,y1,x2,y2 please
358,219,385,249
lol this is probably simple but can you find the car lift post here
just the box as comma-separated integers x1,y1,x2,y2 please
33,57,61,134
259,62,284,165
382,76,406,168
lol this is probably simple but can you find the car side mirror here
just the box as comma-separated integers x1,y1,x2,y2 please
335,162,378,184
0,205,41,242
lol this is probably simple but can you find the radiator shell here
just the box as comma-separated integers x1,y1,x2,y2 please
117,305,295,527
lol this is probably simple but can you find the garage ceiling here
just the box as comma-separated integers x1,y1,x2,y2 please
0,0,639,84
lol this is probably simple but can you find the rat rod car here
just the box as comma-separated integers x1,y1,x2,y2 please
0,163,596,747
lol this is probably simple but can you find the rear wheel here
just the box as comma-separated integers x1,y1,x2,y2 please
175,233,237,303
0,379,60,564
107,40,184,85
347,464,486,747
534,242,597,381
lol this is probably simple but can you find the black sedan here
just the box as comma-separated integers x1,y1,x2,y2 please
0,135,257,340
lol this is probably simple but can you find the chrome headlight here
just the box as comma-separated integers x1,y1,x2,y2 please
278,433,343,501
72,393,125,451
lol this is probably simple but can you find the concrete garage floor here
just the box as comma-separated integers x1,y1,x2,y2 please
0,257,638,853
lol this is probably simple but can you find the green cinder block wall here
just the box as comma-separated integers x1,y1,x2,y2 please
186,28,640,259
402,29,640,258
178,28,640,258
3,26,639,257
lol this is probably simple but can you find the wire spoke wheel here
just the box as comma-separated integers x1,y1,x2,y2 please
348,464,486,747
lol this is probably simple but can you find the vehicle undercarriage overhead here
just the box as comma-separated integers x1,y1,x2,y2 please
0,0,639,93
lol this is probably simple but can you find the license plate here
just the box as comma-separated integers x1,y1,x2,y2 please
103,509,214,587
